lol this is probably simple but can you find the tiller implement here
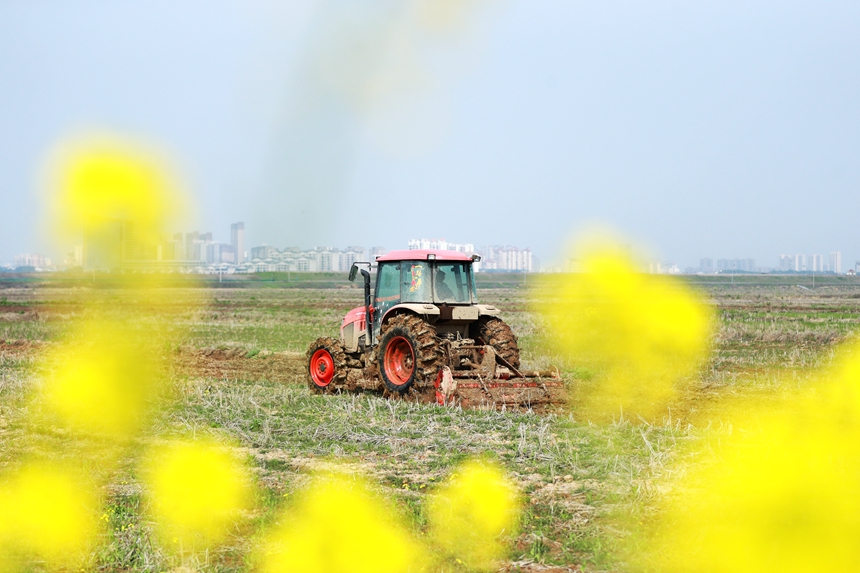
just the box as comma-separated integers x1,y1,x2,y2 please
306,250,565,410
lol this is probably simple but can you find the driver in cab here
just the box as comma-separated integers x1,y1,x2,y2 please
435,269,457,301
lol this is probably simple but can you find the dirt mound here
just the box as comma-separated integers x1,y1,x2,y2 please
174,346,307,384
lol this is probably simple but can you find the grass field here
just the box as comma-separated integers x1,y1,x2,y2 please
2,273,860,571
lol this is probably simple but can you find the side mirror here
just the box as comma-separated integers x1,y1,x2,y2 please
348,264,358,282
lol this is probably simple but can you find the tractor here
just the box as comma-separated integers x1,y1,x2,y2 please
305,249,564,409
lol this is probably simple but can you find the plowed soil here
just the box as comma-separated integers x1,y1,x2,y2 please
177,346,308,384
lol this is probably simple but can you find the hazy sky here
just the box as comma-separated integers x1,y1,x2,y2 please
1,0,858,269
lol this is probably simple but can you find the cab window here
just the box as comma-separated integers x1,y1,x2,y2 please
375,263,400,302
401,262,431,302
434,262,471,304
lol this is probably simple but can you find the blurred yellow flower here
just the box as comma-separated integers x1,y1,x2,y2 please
0,462,99,568
47,135,184,244
262,472,427,573
644,338,860,572
143,438,252,551
41,318,160,439
536,237,714,420
427,459,519,570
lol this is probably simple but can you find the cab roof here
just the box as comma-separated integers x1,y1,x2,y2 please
375,249,474,262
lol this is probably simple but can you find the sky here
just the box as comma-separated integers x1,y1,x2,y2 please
1,0,858,269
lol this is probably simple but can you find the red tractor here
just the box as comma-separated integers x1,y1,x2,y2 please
306,250,564,409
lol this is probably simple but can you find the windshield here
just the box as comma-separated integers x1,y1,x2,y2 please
434,262,474,304
401,261,432,302
394,261,476,304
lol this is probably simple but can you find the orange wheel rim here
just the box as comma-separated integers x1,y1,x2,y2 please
384,336,414,386
310,348,335,387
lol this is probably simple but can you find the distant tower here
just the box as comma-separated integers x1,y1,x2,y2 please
231,222,245,264
830,251,842,274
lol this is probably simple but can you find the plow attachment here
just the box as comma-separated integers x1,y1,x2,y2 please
434,345,567,410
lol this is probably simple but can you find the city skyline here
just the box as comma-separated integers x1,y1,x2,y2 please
4,219,855,276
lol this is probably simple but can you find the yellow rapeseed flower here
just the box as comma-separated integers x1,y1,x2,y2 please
0,462,99,569
41,318,161,440
536,236,713,421
143,438,252,552
262,471,427,573
427,459,519,570
46,134,184,245
643,337,860,572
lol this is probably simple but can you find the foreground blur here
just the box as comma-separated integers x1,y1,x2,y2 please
643,336,860,572
535,237,714,421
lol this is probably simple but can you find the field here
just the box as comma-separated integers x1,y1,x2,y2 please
2,273,860,572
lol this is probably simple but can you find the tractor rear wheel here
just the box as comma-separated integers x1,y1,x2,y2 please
378,314,442,396
472,317,521,369
306,337,347,393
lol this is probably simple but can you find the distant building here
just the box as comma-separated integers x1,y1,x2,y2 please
408,239,487,270
315,248,338,272
251,245,277,260
206,242,221,264
340,246,366,270
231,222,245,264
408,239,476,253
700,258,714,273
717,259,755,272
14,253,51,270
83,219,166,268
369,246,386,260
219,245,236,264
794,254,806,272
242,245,374,273
172,233,184,260
810,254,824,272
830,251,842,274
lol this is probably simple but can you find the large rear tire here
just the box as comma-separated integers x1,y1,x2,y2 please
306,337,347,394
472,317,521,369
377,314,442,396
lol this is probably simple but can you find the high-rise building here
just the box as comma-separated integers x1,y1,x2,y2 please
700,258,714,273
810,254,824,272
206,242,221,264
830,251,842,274
794,254,806,272
231,222,245,264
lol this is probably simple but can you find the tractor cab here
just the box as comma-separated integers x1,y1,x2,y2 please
344,250,488,351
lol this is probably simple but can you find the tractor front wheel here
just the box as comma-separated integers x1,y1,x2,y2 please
378,314,441,396
306,337,347,393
